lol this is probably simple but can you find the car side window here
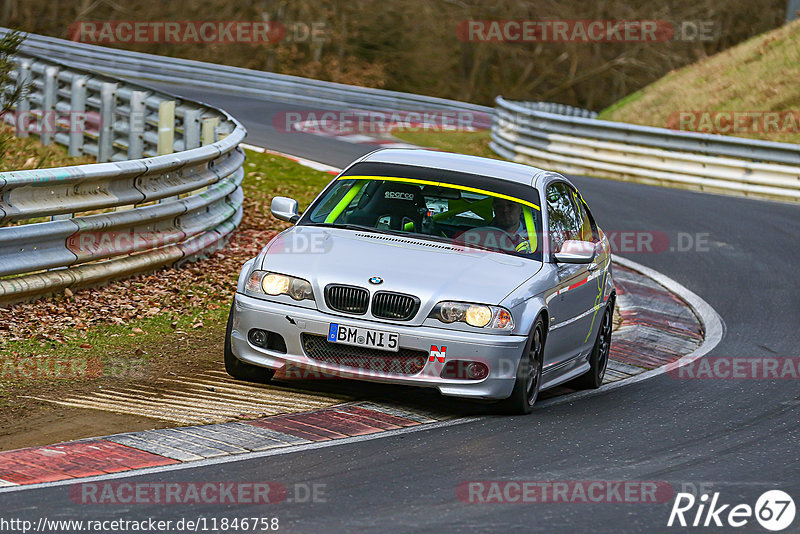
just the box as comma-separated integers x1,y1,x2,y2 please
569,188,597,242
546,182,581,253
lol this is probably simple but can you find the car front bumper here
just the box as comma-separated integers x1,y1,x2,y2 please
230,293,529,400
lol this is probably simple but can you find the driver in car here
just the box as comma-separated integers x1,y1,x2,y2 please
490,197,532,253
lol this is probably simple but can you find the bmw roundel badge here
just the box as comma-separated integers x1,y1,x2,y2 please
369,276,383,285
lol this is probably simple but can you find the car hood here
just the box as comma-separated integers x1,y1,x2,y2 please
258,226,541,325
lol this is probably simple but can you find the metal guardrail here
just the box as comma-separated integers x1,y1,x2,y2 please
4,29,493,125
0,50,246,305
2,54,233,162
505,101,598,119
492,96,800,203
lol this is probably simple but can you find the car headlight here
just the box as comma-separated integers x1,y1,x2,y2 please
429,301,514,330
246,270,314,301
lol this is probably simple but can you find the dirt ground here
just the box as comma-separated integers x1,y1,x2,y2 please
0,323,226,451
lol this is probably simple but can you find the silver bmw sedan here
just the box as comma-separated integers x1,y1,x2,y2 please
225,148,614,414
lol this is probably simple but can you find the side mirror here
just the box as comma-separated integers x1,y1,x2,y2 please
553,240,596,264
271,196,300,223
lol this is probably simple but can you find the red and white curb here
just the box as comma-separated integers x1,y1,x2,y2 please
540,255,724,408
0,402,450,487
603,261,704,382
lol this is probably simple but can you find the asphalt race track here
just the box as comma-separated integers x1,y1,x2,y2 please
3,86,799,533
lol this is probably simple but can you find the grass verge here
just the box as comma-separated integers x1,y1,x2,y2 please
597,19,800,144
392,129,499,159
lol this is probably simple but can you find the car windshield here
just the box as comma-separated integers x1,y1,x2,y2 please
303,175,543,260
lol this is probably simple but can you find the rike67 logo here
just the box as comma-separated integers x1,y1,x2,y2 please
668,490,795,531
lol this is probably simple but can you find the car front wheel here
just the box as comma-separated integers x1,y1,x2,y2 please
496,317,545,415
224,300,275,384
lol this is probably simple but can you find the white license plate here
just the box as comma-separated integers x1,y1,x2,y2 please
327,323,399,352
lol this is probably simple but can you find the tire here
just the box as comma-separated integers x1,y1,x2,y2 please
569,300,614,390
495,317,545,415
224,301,275,384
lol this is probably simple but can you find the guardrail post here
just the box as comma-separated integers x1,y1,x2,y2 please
128,91,147,159
156,100,178,204
98,82,117,162
157,100,175,155
183,108,201,150
48,210,72,272
15,59,31,139
40,65,59,145
202,117,219,145
68,76,87,156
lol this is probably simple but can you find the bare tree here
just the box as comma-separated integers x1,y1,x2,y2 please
0,0,786,109
0,30,25,156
